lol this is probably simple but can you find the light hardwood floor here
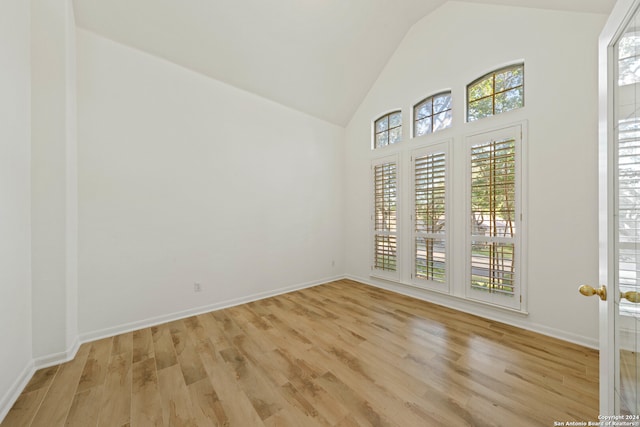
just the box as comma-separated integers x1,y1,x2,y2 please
2,279,599,426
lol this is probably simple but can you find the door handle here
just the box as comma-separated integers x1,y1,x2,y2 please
579,284,607,301
579,286,639,303
620,291,640,303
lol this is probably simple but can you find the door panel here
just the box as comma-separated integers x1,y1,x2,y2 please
600,0,640,416
614,6,640,415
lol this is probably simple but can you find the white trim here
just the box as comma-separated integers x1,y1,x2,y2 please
0,361,35,423
21,336,81,376
346,273,598,350
33,336,80,370
78,274,342,344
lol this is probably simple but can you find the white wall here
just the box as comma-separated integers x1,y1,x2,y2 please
77,30,345,338
344,2,607,347
0,1,611,421
0,0,33,419
31,0,78,362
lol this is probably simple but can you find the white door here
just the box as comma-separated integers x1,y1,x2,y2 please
591,0,640,416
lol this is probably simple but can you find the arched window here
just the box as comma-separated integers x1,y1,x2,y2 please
373,111,402,149
467,64,524,122
413,91,452,137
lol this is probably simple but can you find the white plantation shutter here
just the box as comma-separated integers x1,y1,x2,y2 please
467,126,522,309
372,157,399,278
412,142,449,291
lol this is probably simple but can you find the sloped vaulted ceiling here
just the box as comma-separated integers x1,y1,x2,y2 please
72,0,615,126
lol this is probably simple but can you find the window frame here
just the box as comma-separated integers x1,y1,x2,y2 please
464,124,526,311
467,64,525,122
413,91,453,137
410,140,451,293
371,154,401,281
618,30,640,86
373,110,403,149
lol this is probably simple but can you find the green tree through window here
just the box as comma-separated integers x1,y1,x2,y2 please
470,137,516,295
468,65,524,122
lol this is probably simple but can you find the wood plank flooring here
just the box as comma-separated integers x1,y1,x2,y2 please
2,279,599,426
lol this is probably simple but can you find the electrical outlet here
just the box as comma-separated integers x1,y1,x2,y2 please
193,282,202,292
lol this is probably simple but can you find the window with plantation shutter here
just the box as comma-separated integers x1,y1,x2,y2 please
412,142,449,291
372,157,399,278
467,126,523,310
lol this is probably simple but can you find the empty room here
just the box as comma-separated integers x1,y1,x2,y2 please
1,0,639,425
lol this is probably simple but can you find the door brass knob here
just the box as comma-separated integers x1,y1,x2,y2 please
579,285,607,301
620,291,640,303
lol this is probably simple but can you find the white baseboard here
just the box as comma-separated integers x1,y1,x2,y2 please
1,339,80,423
0,360,35,423
78,274,346,344
345,274,599,350
32,334,81,371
